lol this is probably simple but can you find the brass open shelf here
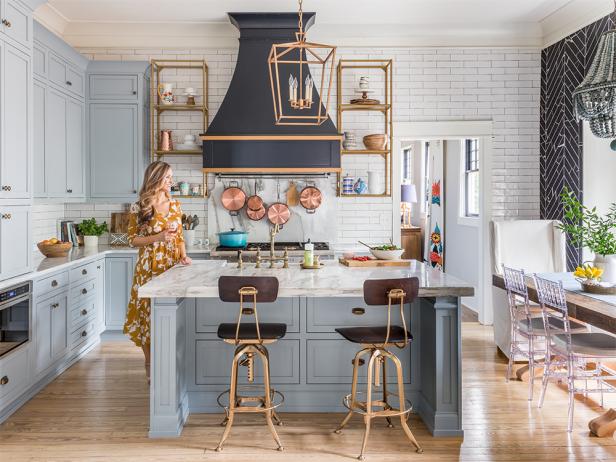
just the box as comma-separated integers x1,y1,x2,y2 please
150,59,209,197
336,59,393,197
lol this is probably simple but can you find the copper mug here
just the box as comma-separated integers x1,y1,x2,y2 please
160,130,173,151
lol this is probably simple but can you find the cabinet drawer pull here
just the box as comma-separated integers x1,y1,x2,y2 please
51,280,58,287
1,185,10,191
132,90,137,95
353,358,365,367
2,19,11,28
97,265,101,269
1,213,11,220
81,309,88,316
51,303,59,309
67,189,72,193
0,375,8,386
81,268,88,275
81,330,87,337
81,288,88,295
66,81,72,86
352,307,365,315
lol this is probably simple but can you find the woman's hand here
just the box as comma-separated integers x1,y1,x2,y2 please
179,255,192,266
156,228,177,242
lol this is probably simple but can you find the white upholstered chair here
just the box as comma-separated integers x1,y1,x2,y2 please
491,220,567,357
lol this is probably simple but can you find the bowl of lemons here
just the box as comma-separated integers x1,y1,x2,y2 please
37,238,72,258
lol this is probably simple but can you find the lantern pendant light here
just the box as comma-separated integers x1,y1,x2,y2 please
572,0,616,138
268,0,336,125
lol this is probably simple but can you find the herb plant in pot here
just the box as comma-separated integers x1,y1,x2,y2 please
558,188,616,283
78,218,109,248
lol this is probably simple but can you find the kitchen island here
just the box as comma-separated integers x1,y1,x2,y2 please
139,260,474,438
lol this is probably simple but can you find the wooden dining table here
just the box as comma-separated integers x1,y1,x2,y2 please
493,272,616,334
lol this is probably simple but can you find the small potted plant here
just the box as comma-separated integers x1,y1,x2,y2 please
558,188,616,283
77,218,108,248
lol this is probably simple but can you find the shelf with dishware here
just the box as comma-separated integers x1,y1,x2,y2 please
150,59,209,195
336,59,392,197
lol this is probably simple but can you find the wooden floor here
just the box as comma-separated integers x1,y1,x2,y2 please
2,324,616,461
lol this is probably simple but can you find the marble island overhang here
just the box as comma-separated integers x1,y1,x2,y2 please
142,260,473,440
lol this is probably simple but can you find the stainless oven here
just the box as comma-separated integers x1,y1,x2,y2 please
0,281,31,358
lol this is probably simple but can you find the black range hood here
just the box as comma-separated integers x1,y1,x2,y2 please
201,13,342,173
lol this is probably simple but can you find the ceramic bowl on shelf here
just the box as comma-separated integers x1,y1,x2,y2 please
175,143,198,151
363,134,388,150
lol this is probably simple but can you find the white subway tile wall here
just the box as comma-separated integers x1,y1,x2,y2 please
32,46,540,246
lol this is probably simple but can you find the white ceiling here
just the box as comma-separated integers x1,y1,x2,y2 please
34,0,614,49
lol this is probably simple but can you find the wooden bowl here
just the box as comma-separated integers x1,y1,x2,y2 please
37,242,72,258
363,134,388,150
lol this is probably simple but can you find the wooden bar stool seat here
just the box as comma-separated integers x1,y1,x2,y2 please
333,277,423,460
215,276,285,452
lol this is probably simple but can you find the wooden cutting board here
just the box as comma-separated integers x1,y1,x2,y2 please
339,257,412,267
110,212,131,233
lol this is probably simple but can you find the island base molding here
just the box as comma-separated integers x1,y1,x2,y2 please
148,295,463,438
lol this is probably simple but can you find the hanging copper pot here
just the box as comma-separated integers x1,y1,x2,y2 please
246,181,264,211
267,202,291,226
247,206,266,221
221,181,246,216
299,182,322,214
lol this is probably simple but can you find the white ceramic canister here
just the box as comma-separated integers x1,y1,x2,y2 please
594,254,616,284
367,171,383,195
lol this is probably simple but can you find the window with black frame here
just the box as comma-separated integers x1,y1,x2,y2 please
464,139,479,217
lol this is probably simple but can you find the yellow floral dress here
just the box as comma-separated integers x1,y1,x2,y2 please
124,200,184,348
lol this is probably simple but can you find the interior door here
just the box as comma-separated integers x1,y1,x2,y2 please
0,43,30,199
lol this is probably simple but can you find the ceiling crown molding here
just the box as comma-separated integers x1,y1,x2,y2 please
33,3,69,37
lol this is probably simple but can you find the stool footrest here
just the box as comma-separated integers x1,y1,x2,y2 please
217,387,285,413
343,391,413,418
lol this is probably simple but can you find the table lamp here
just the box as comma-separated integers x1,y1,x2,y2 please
401,184,417,227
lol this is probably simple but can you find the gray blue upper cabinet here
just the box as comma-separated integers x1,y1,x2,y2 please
32,20,88,200
1,0,33,52
86,61,149,200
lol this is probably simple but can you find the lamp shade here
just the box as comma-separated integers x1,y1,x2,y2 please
401,184,417,204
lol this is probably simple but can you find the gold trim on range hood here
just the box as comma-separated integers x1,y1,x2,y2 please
200,134,343,141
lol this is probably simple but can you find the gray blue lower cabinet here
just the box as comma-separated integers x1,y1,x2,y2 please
104,255,135,330
150,295,461,438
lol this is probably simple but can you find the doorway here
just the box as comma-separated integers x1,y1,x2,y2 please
393,121,494,325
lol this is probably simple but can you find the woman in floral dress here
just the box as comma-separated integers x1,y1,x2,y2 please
124,161,192,380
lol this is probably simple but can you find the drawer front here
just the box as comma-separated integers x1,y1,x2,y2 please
70,319,97,350
70,260,100,285
89,74,139,100
70,279,96,304
34,270,69,296
306,339,411,384
306,297,410,333
48,52,67,89
0,346,28,401
195,297,300,333
195,339,300,385
69,298,96,331
65,66,85,98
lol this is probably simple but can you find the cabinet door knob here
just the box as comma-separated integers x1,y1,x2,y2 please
351,307,365,315
0,375,8,386
132,190,137,194
82,269,87,275
81,288,88,295
132,90,137,95
81,330,87,337
51,303,59,309
66,81,72,86
81,309,88,316
96,265,101,269
1,214,11,220
51,280,58,287
2,19,11,28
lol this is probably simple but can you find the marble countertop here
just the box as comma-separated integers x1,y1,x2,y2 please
0,244,211,291
139,259,474,299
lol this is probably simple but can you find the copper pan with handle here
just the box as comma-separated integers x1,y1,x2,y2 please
299,181,322,214
220,181,246,216
267,180,291,226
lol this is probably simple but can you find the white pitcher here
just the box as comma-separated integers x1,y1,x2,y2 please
594,254,616,284
158,83,174,105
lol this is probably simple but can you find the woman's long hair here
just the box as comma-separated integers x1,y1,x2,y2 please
137,161,171,229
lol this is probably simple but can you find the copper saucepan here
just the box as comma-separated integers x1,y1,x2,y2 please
299,182,322,214
267,180,291,226
246,180,264,211
247,205,266,221
221,181,246,216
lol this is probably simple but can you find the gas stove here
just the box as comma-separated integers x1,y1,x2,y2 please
210,241,334,259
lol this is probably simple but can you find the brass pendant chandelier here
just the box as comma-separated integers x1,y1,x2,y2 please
268,0,336,125
572,0,616,138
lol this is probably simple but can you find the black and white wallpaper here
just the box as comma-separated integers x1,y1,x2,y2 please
540,14,614,269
